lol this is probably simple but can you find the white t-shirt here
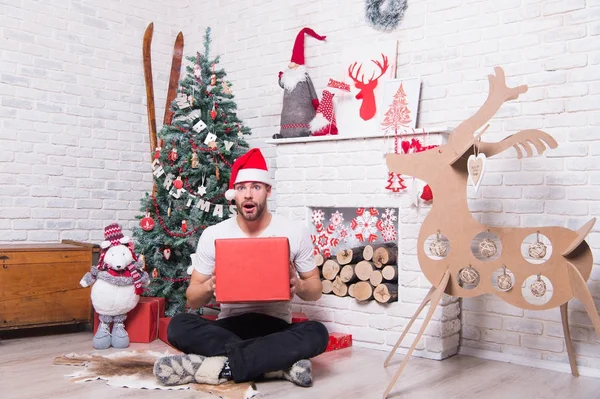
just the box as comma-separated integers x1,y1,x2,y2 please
190,213,316,323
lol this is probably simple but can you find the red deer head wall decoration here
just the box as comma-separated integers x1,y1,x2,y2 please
348,53,389,121
381,67,599,398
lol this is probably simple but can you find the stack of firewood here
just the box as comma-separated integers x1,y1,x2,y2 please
315,244,398,303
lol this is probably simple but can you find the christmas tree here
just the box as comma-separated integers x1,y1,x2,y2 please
381,83,412,134
133,27,251,316
385,172,406,192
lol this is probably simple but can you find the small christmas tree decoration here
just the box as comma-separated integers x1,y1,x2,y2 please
210,64,217,86
163,248,171,260
173,176,183,190
530,275,547,297
222,79,232,94
181,220,188,233
385,172,406,192
208,141,217,150
154,144,162,160
193,64,201,78
139,254,146,271
496,265,513,291
420,184,433,202
428,230,449,257
224,140,234,151
459,266,479,285
479,231,498,258
197,174,207,196
204,132,217,145
210,103,217,120
152,268,159,278
528,231,547,259
176,95,191,110
140,212,155,231
191,152,199,168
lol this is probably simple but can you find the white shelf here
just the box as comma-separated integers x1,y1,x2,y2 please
265,126,453,145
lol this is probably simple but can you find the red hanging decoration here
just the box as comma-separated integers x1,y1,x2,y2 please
152,268,159,278
181,220,188,232
385,172,406,192
173,176,184,190
140,212,155,231
168,148,178,163
210,103,217,120
210,63,217,86
163,248,171,260
420,184,433,202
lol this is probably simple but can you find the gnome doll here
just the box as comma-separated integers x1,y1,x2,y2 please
309,89,338,136
274,28,326,139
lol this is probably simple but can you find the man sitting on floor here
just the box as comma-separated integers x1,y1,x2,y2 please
153,148,329,387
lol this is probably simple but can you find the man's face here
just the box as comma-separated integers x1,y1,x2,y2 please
234,182,271,221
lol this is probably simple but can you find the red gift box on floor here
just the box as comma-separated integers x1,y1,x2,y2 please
215,237,290,303
326,332,352,352
93,297,165,343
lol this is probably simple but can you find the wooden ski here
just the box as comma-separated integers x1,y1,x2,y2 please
163,32,184,127
142,22,158,158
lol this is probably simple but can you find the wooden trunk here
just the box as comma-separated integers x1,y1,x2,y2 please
332,276,348,297
0,242,99,330
370,270,383,287
382,265,399,281
355,260,374,281
353,281,374,301
336,246,364,266
339,264,359,284
348,283,356,298
314,253,325,267
374,283,399,303
362,245,374,261
373,246,398,268
321,279,333,294
322,259,341,281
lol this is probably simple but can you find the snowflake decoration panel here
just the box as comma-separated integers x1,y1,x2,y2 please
308,207,399,257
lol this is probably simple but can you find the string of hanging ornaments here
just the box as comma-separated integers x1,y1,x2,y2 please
365,0,408,31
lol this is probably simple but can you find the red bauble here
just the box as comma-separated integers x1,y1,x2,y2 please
173,176,183,189
181,220,188,232
140,214,155,231
152,268,159,278
420,184,433,202
210,110,217,120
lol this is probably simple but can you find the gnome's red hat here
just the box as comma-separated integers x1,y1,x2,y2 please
225,149,271,201
290,28,326,65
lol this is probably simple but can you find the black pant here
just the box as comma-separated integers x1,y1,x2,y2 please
167,312,330,383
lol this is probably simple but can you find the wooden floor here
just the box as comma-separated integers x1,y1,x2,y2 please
2,331,600,399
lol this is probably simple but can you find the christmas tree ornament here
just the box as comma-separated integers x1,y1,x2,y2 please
210,103,217,120
222,79,232,94
479,231,498,258
168,147,178,163
140,212,155,231
197,174,207,196
210,63,217,86
420,184,433,202
154,143,162,160
528,231,547,259
224,141,234,151
152,268,159,278
530,275,547,297
238,124,243,138
459,266,479,285
193,119,207,133
214,154,220,180
194,64,201,78
208,141,218,150
139,254,146,271
429,230,449,257
176,94,191,110
167,200,172,217
191,152,199,168
181,220,188,233
496,265,513,292
163,248,171,260
467,127,489,193
173,176,183,190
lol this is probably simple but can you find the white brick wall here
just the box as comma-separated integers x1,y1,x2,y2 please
3,0,600,374
0,0,180,242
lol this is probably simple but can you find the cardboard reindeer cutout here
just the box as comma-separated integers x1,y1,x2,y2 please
382,67,598,398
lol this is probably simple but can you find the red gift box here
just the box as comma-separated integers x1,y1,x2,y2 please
93,296,165,343
326,332,352,352
215,237,290,303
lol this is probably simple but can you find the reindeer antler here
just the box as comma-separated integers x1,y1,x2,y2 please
448,67,528,163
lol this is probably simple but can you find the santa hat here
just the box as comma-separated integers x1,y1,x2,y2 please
310,90,338,136
290,28,326,65
224,148,271,201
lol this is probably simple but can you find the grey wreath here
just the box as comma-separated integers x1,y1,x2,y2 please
365,0,408,31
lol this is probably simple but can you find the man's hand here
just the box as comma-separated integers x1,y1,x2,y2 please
290,261,303,298
206,275,216,295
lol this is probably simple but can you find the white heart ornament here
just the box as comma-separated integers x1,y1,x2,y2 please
467,153,486,193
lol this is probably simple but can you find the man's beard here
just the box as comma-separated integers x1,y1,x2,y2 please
236,199,266,222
